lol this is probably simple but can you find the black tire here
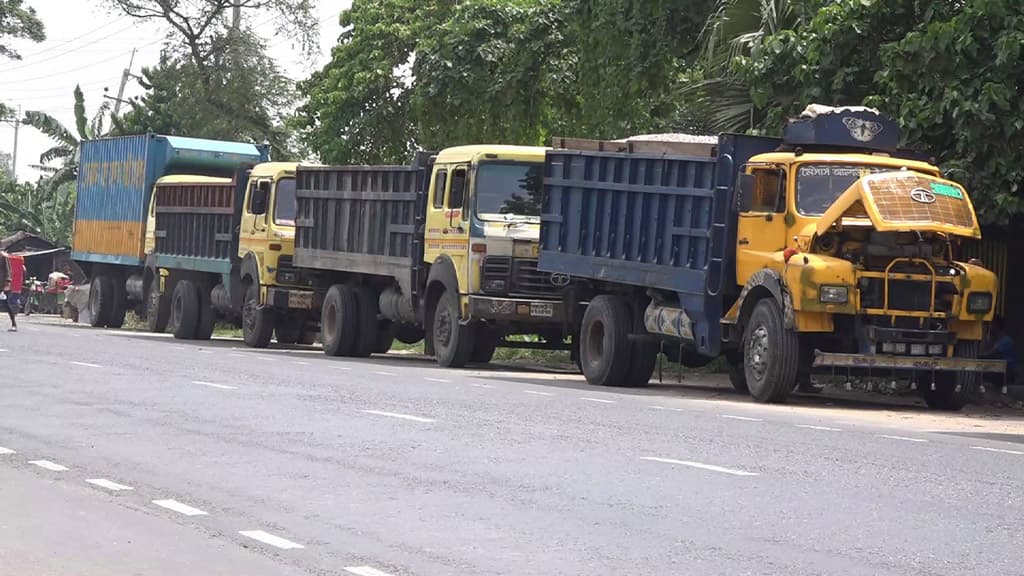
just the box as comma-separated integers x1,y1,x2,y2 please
321,284,358,357
432,289,474,368
923,340,980,411
742,298,799,403
725,350,749,393
275,314,303,345
352,285,380,358
108,275,127,329
625,340,659,387
195,285,215,341
171,280,200,340
375,320,394,354
242,282,274,348
394,323,424,345
88,275,113,328
146,275,170,333
579,295,633,387
471,325,500,364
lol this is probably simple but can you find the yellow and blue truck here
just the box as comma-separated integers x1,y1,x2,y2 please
538,105,1003,410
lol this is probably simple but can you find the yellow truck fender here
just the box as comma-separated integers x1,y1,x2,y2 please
732,268,796,330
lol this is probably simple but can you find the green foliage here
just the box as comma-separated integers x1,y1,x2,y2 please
0,0,44,60
22,85,109,188
0,176,75,246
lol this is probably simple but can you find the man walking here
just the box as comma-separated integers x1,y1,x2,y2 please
1,251,25,332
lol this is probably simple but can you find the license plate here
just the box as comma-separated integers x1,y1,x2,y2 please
288,291,313,309
530,302,553,317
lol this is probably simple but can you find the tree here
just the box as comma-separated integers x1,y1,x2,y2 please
22,85,110,187
0,0,45,60
0,177,75,246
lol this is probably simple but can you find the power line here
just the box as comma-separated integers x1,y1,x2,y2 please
1,16,128,62
0,38,163,85
0,20,141,73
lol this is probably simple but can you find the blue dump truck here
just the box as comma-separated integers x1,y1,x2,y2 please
73,134,268,329
539,106,1003,409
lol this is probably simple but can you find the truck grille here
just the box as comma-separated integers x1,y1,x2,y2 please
481,256,561,297
859,278,953,314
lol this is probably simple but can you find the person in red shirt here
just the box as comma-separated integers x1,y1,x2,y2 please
2,251,25,332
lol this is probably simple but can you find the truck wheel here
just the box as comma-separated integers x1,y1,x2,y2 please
321,284,357,356
433,289,474,368
394,323,424,345
625,341,658,386
108,276,127,329
375,320,394,354
195,285,215,341
146,275,170,333
742,298,798,403
275,314,303,345
88,275,113,328
579,295,633,386
923,341,980,411
471,325,499,364
352,285,381,358
242,283,274,348
725,350,749,393
171,280,200,340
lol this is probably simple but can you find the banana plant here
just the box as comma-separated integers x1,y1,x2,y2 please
22,84,110,188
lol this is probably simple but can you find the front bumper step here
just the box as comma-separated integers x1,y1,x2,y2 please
813,350,1006,373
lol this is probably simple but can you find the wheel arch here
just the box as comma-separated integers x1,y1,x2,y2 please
423,256,460,357
736,269,795,330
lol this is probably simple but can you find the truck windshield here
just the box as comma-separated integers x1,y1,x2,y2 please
274,177,297,226
474,162,543,222
796,164,898,215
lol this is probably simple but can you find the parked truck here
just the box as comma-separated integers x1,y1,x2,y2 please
293,145,569,366
538,105,1003,410
74,135,316,344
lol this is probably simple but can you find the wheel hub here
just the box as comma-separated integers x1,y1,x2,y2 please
748,324,769,380
437,308,453,347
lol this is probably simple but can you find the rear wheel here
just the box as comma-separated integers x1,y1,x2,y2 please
352,286,380,358
171,280,200,340
579,295,633,386
242,283,274,348
432,290,474,368
146,275,170,333
108,275,127,329
742,299,798,403
195,285,215,341
88,275,113,328
923,341,980,411
321,284,358,357
375,320,395,354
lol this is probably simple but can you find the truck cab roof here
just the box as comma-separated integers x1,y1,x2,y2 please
435,145,546,164
251,162,299,179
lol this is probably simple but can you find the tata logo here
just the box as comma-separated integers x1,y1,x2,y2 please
549,273,571,287
842,117,884,142
910,188,936,204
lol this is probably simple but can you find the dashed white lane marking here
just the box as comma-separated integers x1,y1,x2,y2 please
0,348,8,352
360,410,435,423
641,457,758,477
879,434,928,443
239,530,305,550
198,350,213,354
344,567,395,576
649,405,684,412
257,356,273,361
470,383,494,389
292,361,310,366
229,353,244,358
721,415,762,422
425,377,450,383
580,397,616,404
86,478,133,491
192,380,237,390
0,446,15,455
524,390,554,396
29,460,68,472
70,361,102,368
971,446,1024,455
333,366,351,371
795,424,842,432
152,499,208,516
374,371,396,376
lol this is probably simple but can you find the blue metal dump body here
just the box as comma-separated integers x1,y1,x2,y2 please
538,134,779,355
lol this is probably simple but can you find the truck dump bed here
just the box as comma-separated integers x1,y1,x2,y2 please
74,134,265,267
294,165,424,282
150,175,243,273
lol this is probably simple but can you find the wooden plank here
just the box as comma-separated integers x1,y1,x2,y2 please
550,136,715,158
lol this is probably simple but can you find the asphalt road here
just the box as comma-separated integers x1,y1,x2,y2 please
1,318,1022,576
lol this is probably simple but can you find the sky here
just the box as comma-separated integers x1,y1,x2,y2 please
0,0,352,182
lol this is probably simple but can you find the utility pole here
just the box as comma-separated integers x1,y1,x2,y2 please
105,49,140,116
1,105,21,181
232,0,242,30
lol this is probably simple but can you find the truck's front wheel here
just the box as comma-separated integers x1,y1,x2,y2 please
923,341,980,411
433,290,474,368
242,283,274,348
743,299,798,403
725,350,749,393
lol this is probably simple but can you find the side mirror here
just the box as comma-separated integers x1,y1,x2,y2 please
736,173,755,212
251,181,270,215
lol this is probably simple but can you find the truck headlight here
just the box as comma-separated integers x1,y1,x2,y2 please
967,292,993,313
819,285,848,304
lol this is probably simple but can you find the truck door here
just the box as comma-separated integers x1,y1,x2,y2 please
424,165,471,292
735,166,788,285
238,178,272,266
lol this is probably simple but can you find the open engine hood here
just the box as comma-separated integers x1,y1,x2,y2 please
815,170,981,239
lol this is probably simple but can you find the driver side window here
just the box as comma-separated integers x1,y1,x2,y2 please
749,169,785,213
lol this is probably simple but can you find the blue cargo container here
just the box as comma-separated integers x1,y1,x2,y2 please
73,134,266,267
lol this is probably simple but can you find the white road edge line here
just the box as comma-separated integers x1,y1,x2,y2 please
971,446,1024,455
28,460,68,472
721,415,762,422
360,410,435,423
0,446,15,455
640,456,758,477
425,377,450,383
580,397,616,404
70,361,102,368
192,380,237,390
344,567,395,576
293,361,310,366
374,371,396,376
524,390,554,396
152,499,208,516
879,434,928,443
0,348,8,352
649,405,684,412
470,383,494,389
86,478,133,491
239,530,305,550
795,424,842,431
333,366,351,371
